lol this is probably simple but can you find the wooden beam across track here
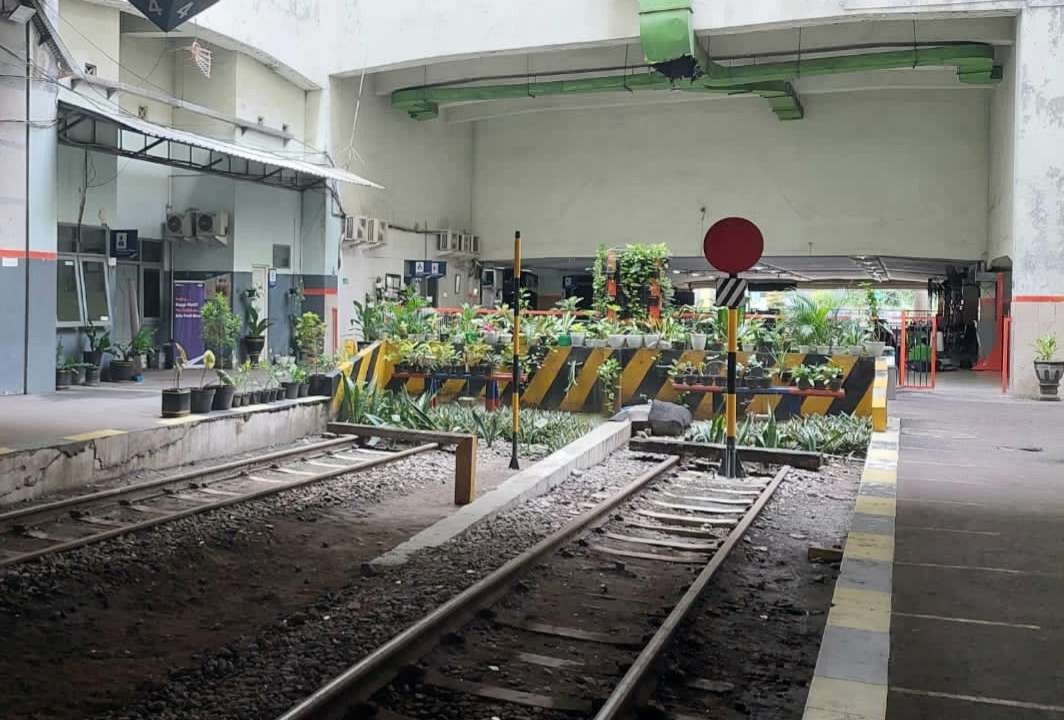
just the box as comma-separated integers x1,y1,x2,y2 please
327,423,479,505
629,436,821,470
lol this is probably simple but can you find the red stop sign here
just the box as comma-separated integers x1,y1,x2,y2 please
703,217,764,274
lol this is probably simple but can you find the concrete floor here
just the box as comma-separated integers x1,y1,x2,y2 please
888,371,1064,718
0,369,281,453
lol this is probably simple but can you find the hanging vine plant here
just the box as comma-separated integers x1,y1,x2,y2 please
618,243,671,320
591,243,610,315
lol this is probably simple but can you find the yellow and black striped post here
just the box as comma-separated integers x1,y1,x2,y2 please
509,230,521,470
721,285,745,478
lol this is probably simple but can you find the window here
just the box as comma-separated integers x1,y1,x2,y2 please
57,259,80,323
143,267,161,319
56,256,112,326
141,239,163,263
272,244,291,269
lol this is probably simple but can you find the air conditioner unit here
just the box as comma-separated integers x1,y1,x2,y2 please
165,211,192,238
193,210,230,239
343,215,369,245
366,218,388,247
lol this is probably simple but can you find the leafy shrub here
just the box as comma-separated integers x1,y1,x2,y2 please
686,413,872,457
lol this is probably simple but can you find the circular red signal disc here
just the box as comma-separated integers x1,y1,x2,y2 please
703,217,764,274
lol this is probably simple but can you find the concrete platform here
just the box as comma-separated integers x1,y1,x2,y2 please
805,371,1064,720
0,372,330,505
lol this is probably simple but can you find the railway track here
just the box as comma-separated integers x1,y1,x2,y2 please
276,455,790,720
0,436,437,569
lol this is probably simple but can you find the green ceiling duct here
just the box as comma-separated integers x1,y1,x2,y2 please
637,0,708,79
392,43,997,122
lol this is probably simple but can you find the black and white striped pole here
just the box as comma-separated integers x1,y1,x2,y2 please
703,217,764,480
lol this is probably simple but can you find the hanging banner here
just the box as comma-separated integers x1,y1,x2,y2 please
173,281,206,360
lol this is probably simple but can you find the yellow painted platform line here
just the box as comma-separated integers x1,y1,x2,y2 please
844,532,895,562
855,496,896,517
157,415,203,426
862,466,897,486
828,587,892,633
805,676,888,720
63,429,128,442
0,447,14,455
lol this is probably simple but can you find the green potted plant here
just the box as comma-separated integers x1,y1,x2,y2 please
190,350,218,413
55,341,72,390
293,363,310,397
162,344,192,417
1033,332,1063,400
82,321,110,367
745,356,771,388
278,357,301,399
791,363,817,390
241,287,271,364
202,293,241,369
210,368,237,410
108,326,154,382
821,361,845,391
463,341,491,374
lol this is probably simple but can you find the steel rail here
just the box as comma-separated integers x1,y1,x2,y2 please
0,443,438,569
275,455,680,720
0,435,363,525
593,463,792,719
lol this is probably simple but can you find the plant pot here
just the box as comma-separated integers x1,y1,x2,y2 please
570,333,585,347
189,387,216,414
83,350,103,366
244,335,266,364
55,368,72,389
483,331,498,345
109,359,136,382
828,377,844,391
1034,360,1064,400
862,341,887,357
309,371,341,397
847,345,863,356
816,346,833,356
283,380,301,399
83,366,101,386
498,333,513,347
231,392,243,408
689,333,707,351
796,378,812,390
211,384,236,410
813,379,826,390
624,336,642,349
557,334,572,347
607,334,626,349
298,382,310,397
707,342,725,353
161,388,191,417
586,338,605,348
642,334,660,348
797,345,811,354
71,366,86,385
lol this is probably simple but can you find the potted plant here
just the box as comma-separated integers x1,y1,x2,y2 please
279,357,302,399
189,350,218,413
821,361,845,391
792,363,817,390
745,357,771,388
463,341,491,375
162,344,192,417
604,318,626,349
55,342,73,390
295,311,332,394
480,321,499,346
1033,332,1063,400
241,287,272,364
585,320,608,349
570,322,586,347
202,292,241,369
210,368,237,410
82,362,101,386
294,364,310,397
705,356,726,386
83,321,110,367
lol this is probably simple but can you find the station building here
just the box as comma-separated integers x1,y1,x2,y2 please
1,0,1062,396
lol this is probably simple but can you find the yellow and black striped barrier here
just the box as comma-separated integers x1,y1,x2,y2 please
376,342,878,420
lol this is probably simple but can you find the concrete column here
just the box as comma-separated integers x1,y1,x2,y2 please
1008,5,1064,396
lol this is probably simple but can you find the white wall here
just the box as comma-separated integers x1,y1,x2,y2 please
232,182,301,272
169,175,235,271
59,0,119,78
57,146,117,226
986,46,1014,267
473,89,991,262
234,54,307,152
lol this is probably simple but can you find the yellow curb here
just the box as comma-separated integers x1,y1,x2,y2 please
844,532,895,562
156,416,202,426
855,496,896,517
828,587,892,632
862,466,897,486
866,447,897,463
62,429,128,442
0,447,14,456
805,676,887,720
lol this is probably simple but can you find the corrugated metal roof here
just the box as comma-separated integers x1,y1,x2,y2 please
58,87,383,189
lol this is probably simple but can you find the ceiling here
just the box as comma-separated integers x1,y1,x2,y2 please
506,254,977,288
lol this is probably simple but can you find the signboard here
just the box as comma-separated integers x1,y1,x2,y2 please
405,260,448,279
128,0,222,32
715,277,748,308
173,281,206,360
110,229,139,259
268,268,278,288
703,217,764,275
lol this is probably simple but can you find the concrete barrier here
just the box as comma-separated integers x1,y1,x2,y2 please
0,398,330,506
373,420,633,566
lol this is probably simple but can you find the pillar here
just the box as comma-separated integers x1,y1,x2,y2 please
1008,6,1064,396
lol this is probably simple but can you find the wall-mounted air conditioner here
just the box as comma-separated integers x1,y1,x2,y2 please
193,210,230,239
343,215,369,245
366,218,388,247
165,211,192,238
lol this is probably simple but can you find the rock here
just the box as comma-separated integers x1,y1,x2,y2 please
648,400,693,437
610,402,651,424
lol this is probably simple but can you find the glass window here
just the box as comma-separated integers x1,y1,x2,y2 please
82,259,110,323
57,258,81,323
79,227,107,255
143,267,161,319
57,225,77,253
141,240,163,263
272,244,291,269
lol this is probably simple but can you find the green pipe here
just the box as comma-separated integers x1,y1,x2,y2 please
392,43,997,121
637,0,708,73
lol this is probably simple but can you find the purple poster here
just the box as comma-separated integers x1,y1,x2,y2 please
173,281,206,360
